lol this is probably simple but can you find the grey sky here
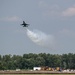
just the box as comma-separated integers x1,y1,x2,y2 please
0,0,75,55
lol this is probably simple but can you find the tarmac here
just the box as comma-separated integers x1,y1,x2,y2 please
0,70,75,74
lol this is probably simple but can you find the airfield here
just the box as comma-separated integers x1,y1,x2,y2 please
0,70,75,74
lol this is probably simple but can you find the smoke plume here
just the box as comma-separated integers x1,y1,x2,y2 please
26,28,55,50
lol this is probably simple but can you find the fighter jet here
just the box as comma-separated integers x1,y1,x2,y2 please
21,21,29,27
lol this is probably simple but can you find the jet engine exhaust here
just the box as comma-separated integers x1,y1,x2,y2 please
26,28,55,50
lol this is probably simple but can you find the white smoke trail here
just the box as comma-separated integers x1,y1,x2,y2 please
26,28,55,50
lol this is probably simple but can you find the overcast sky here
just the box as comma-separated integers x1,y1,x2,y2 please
0,0,75,55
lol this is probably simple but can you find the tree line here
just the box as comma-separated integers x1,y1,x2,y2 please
0,53,75,70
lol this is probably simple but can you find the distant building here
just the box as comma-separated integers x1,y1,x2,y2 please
16,69,20,71
33,67,41,70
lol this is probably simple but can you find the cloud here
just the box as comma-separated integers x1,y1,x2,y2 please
0,16,22,22
39,1,75,18
39,1,60,10
59,29,75,37
38,1,60,17
62,5,75,17
39,1,48,9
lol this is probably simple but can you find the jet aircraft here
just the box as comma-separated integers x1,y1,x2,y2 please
21,21,29,27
